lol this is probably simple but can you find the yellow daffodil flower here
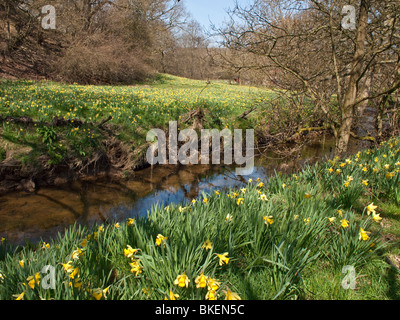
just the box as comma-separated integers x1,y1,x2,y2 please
359,228,370,241
72,247,83,260
372,212,382,223
195,272,208,288
223,288,241,300
216,253,230,266
340,219,349,228
14,292,25,300
174,272,190,288
207,277,221,291
155,234,168,246
206,289,217,300
202,239,212,250
130,260,142,276
367,203,378,216
124,245,139,258
165,290,179,300
259,194,268,201
92,287,109,300
263,216,274,225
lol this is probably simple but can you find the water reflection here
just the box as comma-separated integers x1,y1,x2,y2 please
0,135,337,245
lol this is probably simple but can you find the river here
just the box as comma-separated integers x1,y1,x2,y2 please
0,135,339,245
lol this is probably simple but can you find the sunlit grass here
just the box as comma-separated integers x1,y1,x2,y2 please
0,136,399,300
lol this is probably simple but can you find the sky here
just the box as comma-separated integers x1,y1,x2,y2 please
183,0,253,31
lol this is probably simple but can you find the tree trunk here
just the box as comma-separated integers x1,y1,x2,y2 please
336,0,370,155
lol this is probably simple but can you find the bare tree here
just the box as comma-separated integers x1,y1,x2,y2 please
216,0,400,154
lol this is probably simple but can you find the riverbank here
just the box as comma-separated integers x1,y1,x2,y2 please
0,75,336,194
0,135,399,300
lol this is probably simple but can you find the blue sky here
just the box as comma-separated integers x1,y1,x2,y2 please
183,0,253,31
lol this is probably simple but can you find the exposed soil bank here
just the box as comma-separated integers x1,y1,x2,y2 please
0,125,373,196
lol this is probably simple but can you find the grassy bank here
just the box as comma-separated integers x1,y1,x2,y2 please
0,136,399,300
0,74,277,191
0,74,271,165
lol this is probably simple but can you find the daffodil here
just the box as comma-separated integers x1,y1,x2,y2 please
62,261,74,273
174,272,190,288
165,290,179,300
236,198,244,205
195,272,208,288
72,247,83,260
81,238,88,247
127,218,135,226
69,278,82,290
155,234,168,247
359,228,370,241
26,273,41,289
216,253,230,266
202,239,212,250
207,278,221,291
304,192,313,199
124,245,139,258
340,219,349,228
263,216,274,225
41,242,50,249
367,203,378,216
13,292,25,300
328,217,336,223
203,198,208,204
372,212,382,223
362,180,369,186
92,287,109,300
259,193,268,201
225,214,233,222
130,260,142,276
19,260,24,268
69,267,79,279
223,288,241,300
386,172,395,179
206,289,217,300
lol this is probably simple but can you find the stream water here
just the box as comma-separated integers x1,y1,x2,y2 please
0,135,339,245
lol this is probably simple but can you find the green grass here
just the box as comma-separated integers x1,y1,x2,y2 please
0,74,274,166
0,136,399,300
